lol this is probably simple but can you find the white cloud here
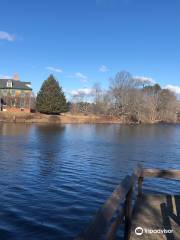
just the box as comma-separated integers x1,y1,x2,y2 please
133,76,155,85
68,72,88,83
46,66,63,73
164,85,180,95
99,65,109,72
67,88,95,97
0,74,12,79
75,72,87,82
0,31,16,42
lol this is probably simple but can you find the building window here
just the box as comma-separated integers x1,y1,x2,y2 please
7,80,13,88
21,92,25,98
12,90,16,96
3,89,7,96
20,92,25,107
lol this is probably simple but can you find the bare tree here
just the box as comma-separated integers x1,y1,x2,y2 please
109,71,144,121
67,70,178,123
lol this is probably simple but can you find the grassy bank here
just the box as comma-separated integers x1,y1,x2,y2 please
0,112,179,124
0,112,122,124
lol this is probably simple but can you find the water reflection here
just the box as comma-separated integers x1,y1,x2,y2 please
0,123,31,136
0,124,32,173
35,125,65,176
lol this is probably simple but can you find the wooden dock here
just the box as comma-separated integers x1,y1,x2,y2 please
130,195,180,240
76,167,180,240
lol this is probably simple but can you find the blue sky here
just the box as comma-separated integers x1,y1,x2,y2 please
0,0,180,97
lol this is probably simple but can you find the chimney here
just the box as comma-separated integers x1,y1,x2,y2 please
13,73,19,81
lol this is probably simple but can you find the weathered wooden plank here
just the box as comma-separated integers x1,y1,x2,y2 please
130,195,180,240
105,208,125,240
124,186,133,240
76,166,180,240
137,177,143,197
134,164,144,178
143,169,180,179
76,174,136,240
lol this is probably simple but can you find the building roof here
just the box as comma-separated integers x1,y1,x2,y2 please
0,79,32,91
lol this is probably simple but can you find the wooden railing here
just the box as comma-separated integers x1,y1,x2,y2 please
75,166,180,240
142,169,180,179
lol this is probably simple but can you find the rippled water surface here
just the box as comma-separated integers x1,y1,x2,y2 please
0,123,180,239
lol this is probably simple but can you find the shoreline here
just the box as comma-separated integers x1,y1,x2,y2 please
0,112,122,124
0,112,179,124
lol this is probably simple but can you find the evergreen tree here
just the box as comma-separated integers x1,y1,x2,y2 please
36,75,67,114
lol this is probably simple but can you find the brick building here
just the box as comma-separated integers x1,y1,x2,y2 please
0,75,33,112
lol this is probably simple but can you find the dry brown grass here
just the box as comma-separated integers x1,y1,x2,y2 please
0,112,122,124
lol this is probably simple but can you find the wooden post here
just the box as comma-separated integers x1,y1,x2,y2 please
124,186,133,240
76,175,133,240
138,177,143,197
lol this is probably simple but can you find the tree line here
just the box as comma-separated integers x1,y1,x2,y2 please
36,72,179,123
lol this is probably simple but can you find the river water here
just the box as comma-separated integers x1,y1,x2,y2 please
0,123,179,239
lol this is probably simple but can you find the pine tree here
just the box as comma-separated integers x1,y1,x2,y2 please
36,75,67,114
